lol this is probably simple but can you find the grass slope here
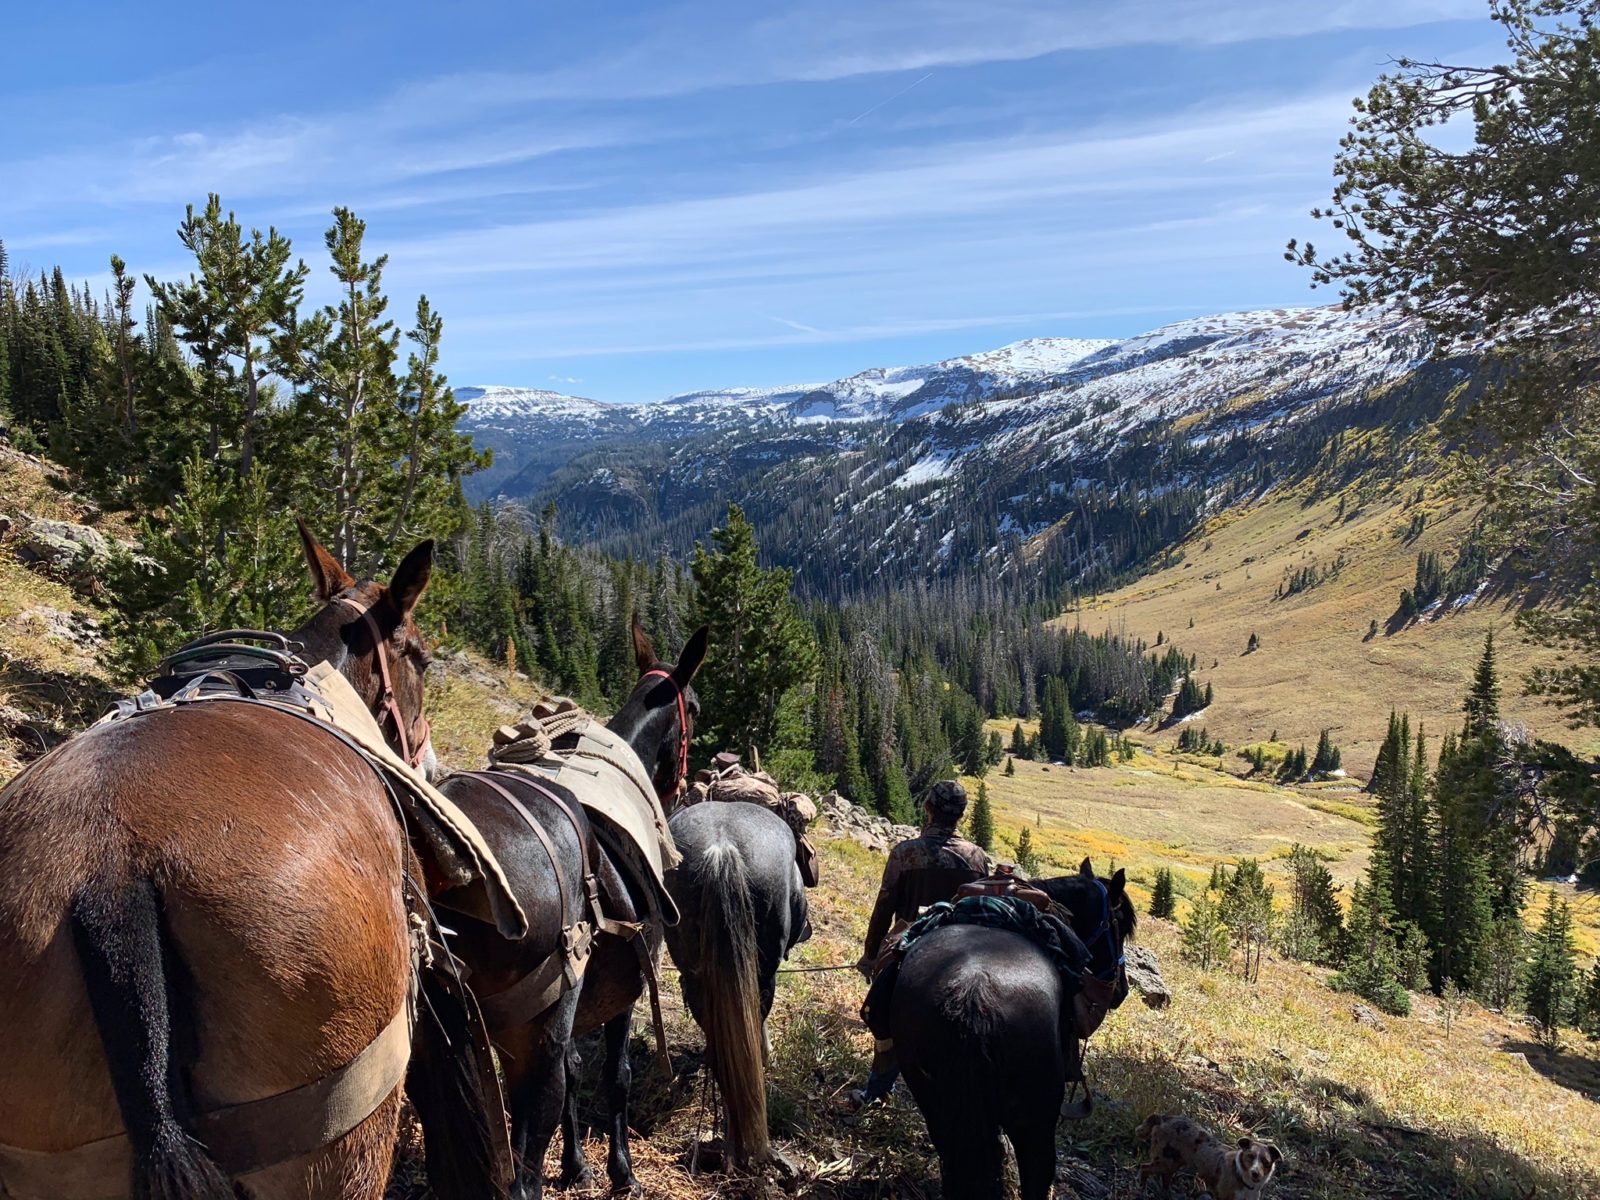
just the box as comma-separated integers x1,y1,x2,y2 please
1066,488,1598,779
469,826,1600,1200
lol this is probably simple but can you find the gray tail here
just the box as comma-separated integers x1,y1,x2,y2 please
694,842,769,1169
71,875,234,1200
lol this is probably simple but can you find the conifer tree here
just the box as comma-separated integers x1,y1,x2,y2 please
1331,861,1411,1016
1523,893,1577,1048
1220,858,1274,982
968,780,995,852
1010,722,1031,760
1281,844,1343,966
1465,630,1501,738
1003,756,1015,777
691,503,819,761
1181,888,1231,971
1015,825,1040,876
1578,961,1600,1041
1149,867,1176,920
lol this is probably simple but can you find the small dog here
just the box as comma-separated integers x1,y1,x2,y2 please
1137,1114,1282,1198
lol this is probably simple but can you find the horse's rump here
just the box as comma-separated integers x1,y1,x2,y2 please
0,703,413,1193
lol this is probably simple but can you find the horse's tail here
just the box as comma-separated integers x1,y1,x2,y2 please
694,841,769,1169
405,967,513,1200
929,973,1007,1199
70,873,234,1200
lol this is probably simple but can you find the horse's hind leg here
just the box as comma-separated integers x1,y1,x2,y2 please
498,1014,570,1200
1008,1108,1061,1200
558,1040,595,1188
600,1008,639,1193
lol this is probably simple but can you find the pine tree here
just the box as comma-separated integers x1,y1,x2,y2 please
1331,865,1411,1016
1010,722,1032,760
1015,825,1040,876
1149,867,1176,919
1479,917,1526,1012
1181,889,1231,971
1578,961,1600,1041
1220,858,1274,982
967,780,996,851
1523,893,1578,1048
1311,728,1341,775
1465,631,1501,737
1003,756,1015,777
1280,844,1343,966
690,503,820,762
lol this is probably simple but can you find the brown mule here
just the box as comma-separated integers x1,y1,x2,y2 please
437,618,707,1199
0,525,486,1200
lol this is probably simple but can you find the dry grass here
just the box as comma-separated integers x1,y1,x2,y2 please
973,741,1373,894
1064,488,1600,778
385,824,1600,1199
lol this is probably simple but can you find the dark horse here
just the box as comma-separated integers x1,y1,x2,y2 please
435,619,707,1199
891,860,1134,1200
0,524,505,1200
663,801,810,1173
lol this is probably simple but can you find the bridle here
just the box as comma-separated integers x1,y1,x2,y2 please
335,594,431,770
639,668,689,798
1081,877,1126,984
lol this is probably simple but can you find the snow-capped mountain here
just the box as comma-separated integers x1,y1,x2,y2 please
457,304,1445,593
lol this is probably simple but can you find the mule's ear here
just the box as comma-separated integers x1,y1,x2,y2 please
633,614,657,673
1079,856,1094,877
674,625,710,684
387,540,434,619
1111,867,1127,893
297,517,355,601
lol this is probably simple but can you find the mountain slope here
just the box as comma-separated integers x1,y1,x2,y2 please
459,304,1445,598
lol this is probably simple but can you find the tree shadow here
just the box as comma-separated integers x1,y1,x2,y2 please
1059,1038,1600,1199
1500,1038,1600,1100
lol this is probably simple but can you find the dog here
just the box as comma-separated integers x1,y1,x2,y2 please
1137,1114,1282,1198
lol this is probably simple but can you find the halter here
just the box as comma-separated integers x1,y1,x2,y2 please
1081,877,1125,983
335,594,430,770
640,668,689,798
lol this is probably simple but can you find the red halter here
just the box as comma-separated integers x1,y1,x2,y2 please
336,595,431,770
640,668,689,797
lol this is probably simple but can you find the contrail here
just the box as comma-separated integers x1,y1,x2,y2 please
847,71,934,126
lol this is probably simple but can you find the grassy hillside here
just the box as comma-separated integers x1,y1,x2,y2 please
1063,487,1596,778
404,824,1600,1200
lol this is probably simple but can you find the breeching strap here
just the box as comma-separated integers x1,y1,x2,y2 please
0,1004,412,1199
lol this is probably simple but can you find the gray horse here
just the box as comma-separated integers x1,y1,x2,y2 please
663,801,809,1172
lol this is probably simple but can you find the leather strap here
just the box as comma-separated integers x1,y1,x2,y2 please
463,771,601,1031
334,595,430,770
465,772,573,934
476,922,594,1033
639,668,688,799
0,1004,411,1200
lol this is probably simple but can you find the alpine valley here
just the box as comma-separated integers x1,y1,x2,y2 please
458,303,1455,600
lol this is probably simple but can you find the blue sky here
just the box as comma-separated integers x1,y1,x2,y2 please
2,1,1501,402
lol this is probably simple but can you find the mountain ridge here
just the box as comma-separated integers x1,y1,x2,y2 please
457,303,1443,599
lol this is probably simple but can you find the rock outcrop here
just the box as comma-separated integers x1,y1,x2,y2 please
819,792,918,853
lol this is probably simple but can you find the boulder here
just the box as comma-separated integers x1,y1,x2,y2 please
16,516,109,572
1351,1003,1387,1031
1124,944,1171,1009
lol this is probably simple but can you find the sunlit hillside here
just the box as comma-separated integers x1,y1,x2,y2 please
1062,487,1596,778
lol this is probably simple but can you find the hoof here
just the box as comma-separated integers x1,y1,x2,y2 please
558,1162,596,1190
607,1179,641,1197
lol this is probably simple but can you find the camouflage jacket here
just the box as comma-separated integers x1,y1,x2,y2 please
863,822,991,960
